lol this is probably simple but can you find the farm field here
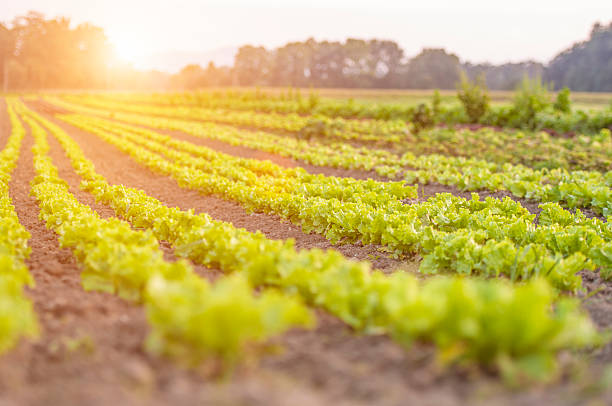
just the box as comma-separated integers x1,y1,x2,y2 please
196,87,612,110
1,91,612,406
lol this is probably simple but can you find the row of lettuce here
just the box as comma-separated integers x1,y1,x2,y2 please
7,98,604,380
46,96,612,219
60,94,408,143
59,94,612,173
0,103,38,353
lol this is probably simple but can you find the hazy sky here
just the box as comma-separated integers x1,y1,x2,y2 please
2,0,611,70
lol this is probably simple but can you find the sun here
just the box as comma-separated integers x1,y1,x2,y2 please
111,34,150,68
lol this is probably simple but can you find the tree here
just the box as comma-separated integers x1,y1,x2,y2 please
0,23,15,91
463,61,546,90
308,40,346,87
233,45,271,86
171,64,206,88
270,41,312,86
342,38,371,87
4,11,111,89
546,22,612,92
369,40,404,87
403,48,461,89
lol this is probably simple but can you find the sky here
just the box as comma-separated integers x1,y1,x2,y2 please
2,0,611,72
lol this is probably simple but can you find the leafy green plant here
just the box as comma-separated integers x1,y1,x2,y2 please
411,103,434,132
457,72,490,123
511,75,552,129
553,87,572,113
0,101,38,354
146,274,313,365
307,90,320,110
431,89,442,119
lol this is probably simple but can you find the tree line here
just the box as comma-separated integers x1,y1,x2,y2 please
227,23,610,91
1,12,610,92
0,12,110,90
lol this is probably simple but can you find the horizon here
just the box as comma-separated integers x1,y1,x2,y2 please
2,0,611,73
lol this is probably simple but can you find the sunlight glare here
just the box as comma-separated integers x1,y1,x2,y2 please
112,34,149,67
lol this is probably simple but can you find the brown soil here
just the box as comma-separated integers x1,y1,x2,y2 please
576,270,612,363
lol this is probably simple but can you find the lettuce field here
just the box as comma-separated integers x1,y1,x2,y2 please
1,91,611,405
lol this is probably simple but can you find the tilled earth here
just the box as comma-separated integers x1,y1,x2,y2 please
0,100,610,406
